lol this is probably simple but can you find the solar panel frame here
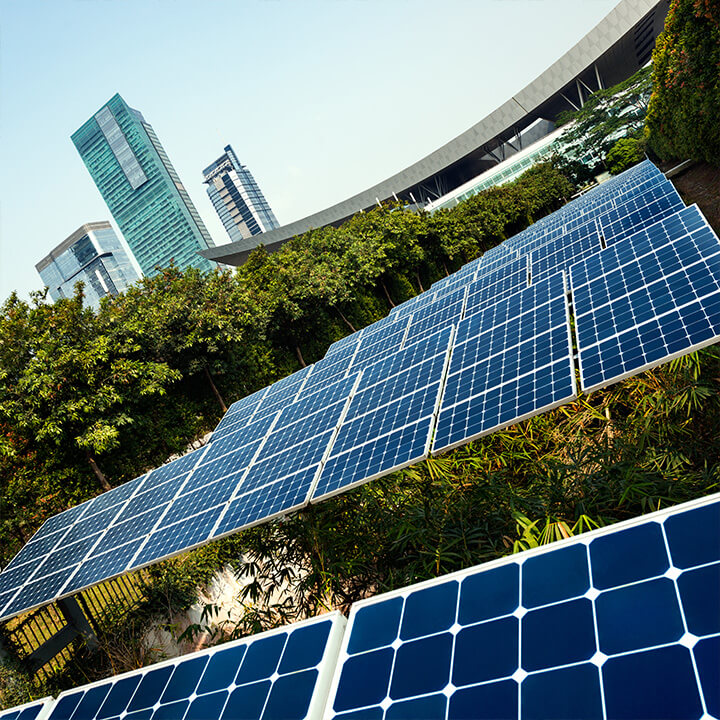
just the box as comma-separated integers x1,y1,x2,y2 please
46,612,347,720
322,492,720,720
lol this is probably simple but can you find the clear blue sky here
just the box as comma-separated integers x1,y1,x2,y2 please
0,0,619,302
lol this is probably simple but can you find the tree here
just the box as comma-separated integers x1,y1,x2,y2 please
606,136,646,175
645,0,720,164
557,66,653,167
0,287,179,493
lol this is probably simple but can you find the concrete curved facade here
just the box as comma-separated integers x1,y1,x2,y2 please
202,0,669,266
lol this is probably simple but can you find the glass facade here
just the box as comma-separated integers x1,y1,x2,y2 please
71,94,215,276
202,145,279,244
36,222,140,310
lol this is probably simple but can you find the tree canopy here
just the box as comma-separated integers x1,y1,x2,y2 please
645,0,720,165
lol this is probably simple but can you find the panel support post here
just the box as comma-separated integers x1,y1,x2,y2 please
57,597,99,651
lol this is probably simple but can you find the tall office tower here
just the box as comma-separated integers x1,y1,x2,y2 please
202,145,279,245
71,94,215,276
36,222,140,309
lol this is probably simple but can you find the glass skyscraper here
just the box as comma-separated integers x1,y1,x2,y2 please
71,94,215,276
202,145,279,245
36,222,140,309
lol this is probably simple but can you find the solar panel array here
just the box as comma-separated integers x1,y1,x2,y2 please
3,495,717,720
2,161,720,624
325,495,720,720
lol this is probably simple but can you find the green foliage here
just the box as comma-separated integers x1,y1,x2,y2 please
606,136,646,175
645,0,720,164
557,66,653,167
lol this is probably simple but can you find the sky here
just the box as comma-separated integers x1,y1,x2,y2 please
0,0,620,302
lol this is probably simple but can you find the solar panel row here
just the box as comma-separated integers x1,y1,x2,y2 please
3,495,716,720
2,162,719,625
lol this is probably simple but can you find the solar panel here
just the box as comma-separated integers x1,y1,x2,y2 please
324,494,720,720
404,286,466,344
433,272,576,454
530,222,603,282
209,374,359,539
312,328,453,501
571,205,720,393
463,256,529,318
0,699,55,720
597,184,685,245
46,613,345,720
349,318,410,370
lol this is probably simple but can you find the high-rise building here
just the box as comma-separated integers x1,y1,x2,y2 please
202,145,279,245
71,94,215,276
36,222,140,309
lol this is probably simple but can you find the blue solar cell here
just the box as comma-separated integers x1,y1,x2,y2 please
399,581,458,640
433,273,575,453
521,664,602,720
664,500,720,569
589,521,668,589
458,563,519,625
521,544,589,608
676,562,720,637
602,646,702,720
571,206,720,392
47,614,343,720
694,636,720,718
449,680,517,720
325,496,719,720
453,617,518,685
595,578,684,655
522,598,596,671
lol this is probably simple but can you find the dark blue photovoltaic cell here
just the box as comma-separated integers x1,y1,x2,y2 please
47,615,341,720
433,273,575,453
571,206,720,392
326,496,719,720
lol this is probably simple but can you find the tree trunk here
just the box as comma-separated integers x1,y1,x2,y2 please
335,307,357,333
443,262,450,277
86,450,111,492
204,366,227,412
414,272,425,293
295,345,307,368
380,280,395,308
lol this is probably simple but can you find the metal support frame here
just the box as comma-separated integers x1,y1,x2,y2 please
24,597,99,672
